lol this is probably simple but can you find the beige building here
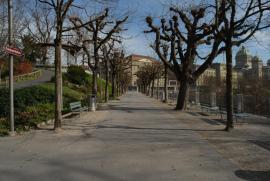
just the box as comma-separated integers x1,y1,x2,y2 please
126,54,156,91
263,60,270,80
126,54,180,92
195,67,216,87
234,46,270,81
212,63,241,88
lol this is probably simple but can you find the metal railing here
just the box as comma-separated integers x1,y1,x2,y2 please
0,70,42,86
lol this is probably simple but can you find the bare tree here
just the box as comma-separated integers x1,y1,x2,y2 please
24,4,55,64
0,0,25,57
36,0,94,130
145,4,223,110
217,0,270,131
69,8,128,99
152,44,169,102
101,40,117,102
149,62,163,97
109,49,130,97
116,54,131,96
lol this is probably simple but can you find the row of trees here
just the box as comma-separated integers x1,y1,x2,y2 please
0,0,131,130
145,0,270,131
136,62,163,97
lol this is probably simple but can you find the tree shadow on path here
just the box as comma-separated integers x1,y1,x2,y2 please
235,170,270,181
96,124,223,132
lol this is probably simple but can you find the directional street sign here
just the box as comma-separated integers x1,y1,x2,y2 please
5,47,23,57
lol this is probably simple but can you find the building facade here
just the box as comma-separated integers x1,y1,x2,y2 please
234,46,270,81
126,54,156,91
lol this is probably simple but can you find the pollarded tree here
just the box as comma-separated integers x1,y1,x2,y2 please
136,65,153,94
117,57,132,96
149,62,163,97
36,0,94,130
151,43,169,102
217,0,270,131
109,49,131,97
69,8,128,98
102,40,115,102
136,62,163,96
145,4,224,110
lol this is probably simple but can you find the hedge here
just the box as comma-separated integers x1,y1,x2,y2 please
0,83,84,118
16,103,54,130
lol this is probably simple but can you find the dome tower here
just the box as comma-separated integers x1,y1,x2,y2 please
235,46,252,69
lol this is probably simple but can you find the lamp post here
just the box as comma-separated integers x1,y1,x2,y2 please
99,60,102,102
8,0,15,136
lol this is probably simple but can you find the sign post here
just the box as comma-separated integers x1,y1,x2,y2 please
8,0,15,136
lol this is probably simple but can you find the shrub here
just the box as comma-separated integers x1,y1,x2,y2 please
50,73,68,83
66,65,88,85
16,103,54,130
0,85,55,117
14,61,32,75
0,59,8,78
38,83,84,107
0,82,85,132
0,117,9,136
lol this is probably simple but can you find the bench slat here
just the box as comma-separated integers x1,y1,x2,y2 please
69,101,88,113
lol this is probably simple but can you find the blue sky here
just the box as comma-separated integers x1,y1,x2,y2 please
111,0,270,65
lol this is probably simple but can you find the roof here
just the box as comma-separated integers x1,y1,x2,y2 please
126,54,158,62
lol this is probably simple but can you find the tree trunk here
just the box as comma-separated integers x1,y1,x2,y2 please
175,80,189,110
164,65,168,103
112,72,116,98
92,70,97,96
151,80,154,97
116,75,119,97
143,85,146,94
54,37,62,130
225,43,234,131
147,84,150,96
105,60,109,102
0,68,1,85
42,48,48,65
157,77,159,99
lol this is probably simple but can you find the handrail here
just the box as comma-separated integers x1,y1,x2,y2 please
0,70,42,86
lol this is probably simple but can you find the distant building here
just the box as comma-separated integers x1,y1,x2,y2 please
126,47,270,93
263,59,270,80
126,54,156,91
195,66,216,87
42,46,81,67
234,46,270,81
212,63,241,88
235,46,252,69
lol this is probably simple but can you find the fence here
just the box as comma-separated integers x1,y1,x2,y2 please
149,87,270,118
191,90,270,118
152,90,178,102
0,69,42,86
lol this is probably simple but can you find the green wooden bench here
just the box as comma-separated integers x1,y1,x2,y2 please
219,107,249,123
69,101,88,116
200,103,219,115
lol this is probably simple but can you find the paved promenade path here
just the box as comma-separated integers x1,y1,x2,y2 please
0,92,247,181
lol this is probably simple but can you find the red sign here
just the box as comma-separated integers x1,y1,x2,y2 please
5,47,23,57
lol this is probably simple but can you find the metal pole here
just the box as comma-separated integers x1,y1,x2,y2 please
99,61,102,102
8,0,15,136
